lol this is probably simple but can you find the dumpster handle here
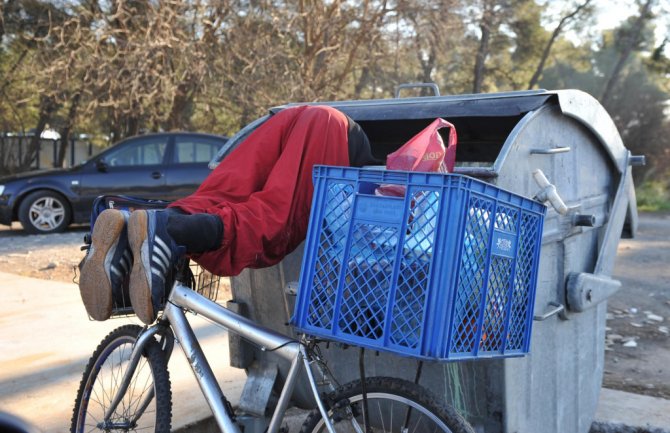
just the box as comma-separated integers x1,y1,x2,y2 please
533,301,567,321
530,146,571,155
394,83,440,98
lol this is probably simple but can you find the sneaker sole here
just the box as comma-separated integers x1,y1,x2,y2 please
128,210,154,324
79,209,125,321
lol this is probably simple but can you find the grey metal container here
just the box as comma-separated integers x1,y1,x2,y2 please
220,89,640,433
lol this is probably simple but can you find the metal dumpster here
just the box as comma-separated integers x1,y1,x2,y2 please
218,89,641,433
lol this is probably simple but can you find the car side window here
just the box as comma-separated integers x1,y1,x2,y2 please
105,138,168,167
174,137,222,164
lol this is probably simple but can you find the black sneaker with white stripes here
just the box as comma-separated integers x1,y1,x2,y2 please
79,209,131,321
128,209,184,324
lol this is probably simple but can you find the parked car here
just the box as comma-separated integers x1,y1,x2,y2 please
0,132,228,234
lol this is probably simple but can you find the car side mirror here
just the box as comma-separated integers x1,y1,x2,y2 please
96,159,108,172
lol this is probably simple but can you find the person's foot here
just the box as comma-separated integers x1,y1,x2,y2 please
79,209,131,321
128,209,183,324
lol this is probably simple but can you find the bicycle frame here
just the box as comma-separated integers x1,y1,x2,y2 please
102,282,338,433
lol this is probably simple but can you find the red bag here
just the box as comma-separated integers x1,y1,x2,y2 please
379,118,457,196
387,118,457,173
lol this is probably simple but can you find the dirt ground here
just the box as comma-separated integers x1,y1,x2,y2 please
605,212,670,399
0,221,232,293
0,213,668,399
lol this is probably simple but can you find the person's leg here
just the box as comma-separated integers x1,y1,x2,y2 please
167,105,313,211
188,105,350,276
127,106,350,324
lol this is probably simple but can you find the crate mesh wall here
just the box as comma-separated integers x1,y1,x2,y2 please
390,190,439,349
306,182,353,330
479,205,517,354
450,196,494,355
506,213,541,351
339,223,398,340
479,256,513,353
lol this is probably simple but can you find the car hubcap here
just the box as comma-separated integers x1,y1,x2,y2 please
29,197,66,231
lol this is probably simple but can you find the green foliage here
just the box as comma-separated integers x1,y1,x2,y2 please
636,181,670,212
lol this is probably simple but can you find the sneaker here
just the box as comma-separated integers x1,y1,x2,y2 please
128,209,183,324
79,209,131,321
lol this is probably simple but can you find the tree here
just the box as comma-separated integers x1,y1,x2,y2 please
468,0,515,93
600,0,656,105
2,1,71,170
527,0,593,89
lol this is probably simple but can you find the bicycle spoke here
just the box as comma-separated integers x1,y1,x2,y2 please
410,414,424,433
377,400,386,432
118,344,130,419
128,360,154,420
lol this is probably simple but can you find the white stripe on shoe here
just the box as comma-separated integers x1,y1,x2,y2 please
151,267,166,282
111,265,123,278
150,235,172,281
121,250,131,270
112,249,131,277
152,253,169,272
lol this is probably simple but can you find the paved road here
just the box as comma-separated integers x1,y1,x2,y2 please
1,214,669,432
0,272,245,432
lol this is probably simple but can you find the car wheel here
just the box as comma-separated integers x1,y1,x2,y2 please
18,190,72,234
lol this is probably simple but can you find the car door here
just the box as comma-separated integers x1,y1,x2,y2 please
162,135,226,201
77,135,170,208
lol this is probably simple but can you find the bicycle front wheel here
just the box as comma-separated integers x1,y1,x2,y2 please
70,324,172,433
300,376,474,433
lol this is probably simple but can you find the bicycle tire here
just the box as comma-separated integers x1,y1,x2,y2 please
300,376,474,433
70,324,172,433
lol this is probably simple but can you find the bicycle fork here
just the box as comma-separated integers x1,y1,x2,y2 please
101,324,174,430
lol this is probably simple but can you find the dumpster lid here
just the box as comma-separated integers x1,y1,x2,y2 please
212,90,556,168
212,89,628,176
272,90,555,120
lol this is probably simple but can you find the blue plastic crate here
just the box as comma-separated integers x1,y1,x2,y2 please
293,166,546,361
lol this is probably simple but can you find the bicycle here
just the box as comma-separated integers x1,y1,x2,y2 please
70,166,546,433
70,258,475,433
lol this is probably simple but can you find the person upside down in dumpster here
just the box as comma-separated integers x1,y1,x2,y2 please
78,105,381,324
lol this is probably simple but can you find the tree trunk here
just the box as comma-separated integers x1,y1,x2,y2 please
57,92,81,167
472,22,491,93
166,79,195,131
20,95,57,170
354,66,371,99
600,0,654,106
528,0,592,90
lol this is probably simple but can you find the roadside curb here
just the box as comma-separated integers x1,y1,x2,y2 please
590,422,668,433
591,388,670,433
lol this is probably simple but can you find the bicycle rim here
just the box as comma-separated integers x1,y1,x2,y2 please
72,326,171,432
317,393,450,432
301,377,474,433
